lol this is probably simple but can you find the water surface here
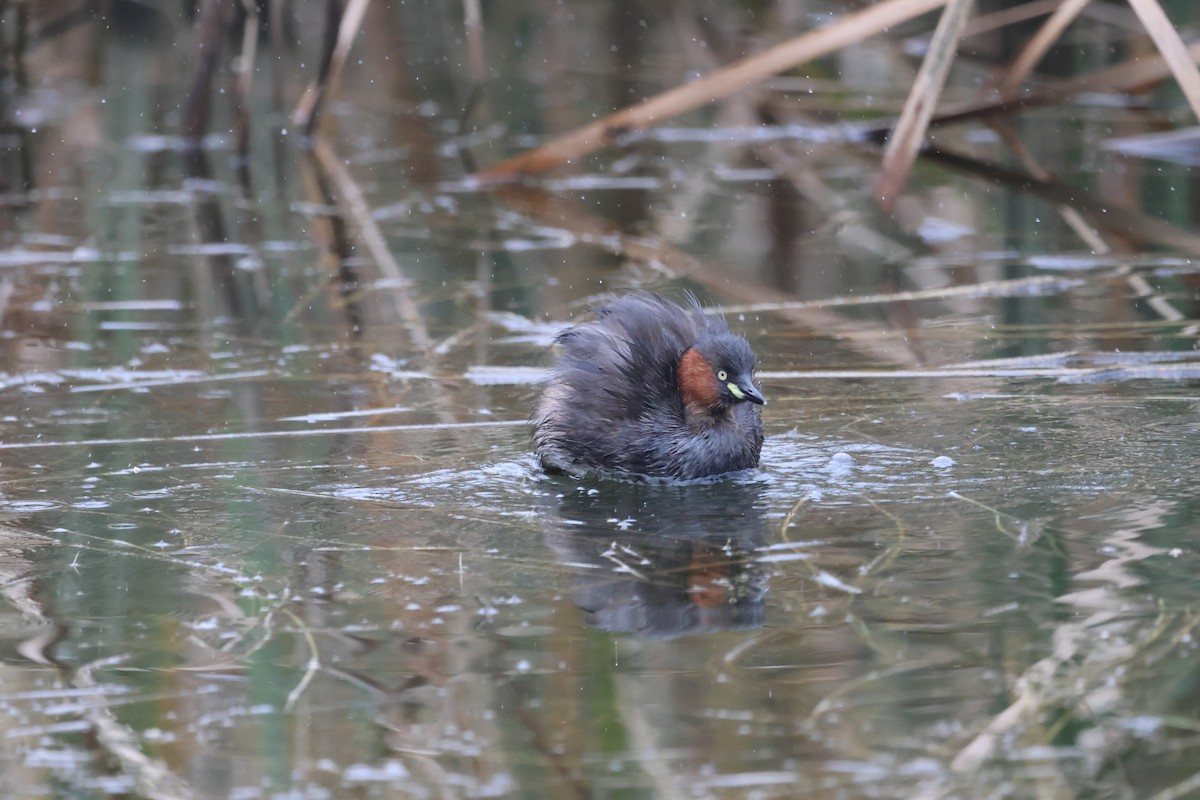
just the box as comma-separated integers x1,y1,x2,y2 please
1,3,1199,798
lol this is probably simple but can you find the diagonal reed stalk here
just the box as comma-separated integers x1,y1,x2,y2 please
874,0,975,210
997,0,1092,97
476,0,949,179
1126,0,1200,122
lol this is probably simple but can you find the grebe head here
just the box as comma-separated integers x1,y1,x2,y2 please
677,333,766,415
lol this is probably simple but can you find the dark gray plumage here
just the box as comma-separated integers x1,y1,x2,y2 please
533,292,765,479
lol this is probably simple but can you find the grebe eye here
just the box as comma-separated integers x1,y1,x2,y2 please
716,369,728,381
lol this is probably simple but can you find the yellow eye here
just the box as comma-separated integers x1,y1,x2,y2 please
717,370,728,381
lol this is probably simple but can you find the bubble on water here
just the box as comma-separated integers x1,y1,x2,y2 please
825,452,855,478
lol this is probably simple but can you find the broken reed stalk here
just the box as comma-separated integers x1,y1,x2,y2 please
961,0,1061,39
294,149,364,334
182,0,226,143
457,0,486,170
267,0,288,121
295,0,342,135
492,185,922,367
232,0,259,163
987,119,1110,253
12,0,29,89
883,39,1200,135
75,656,197,800
996,0,1092,98
463,0,484,84
924,146,1200,254
1125,0,1200,122
884,0,1200,161
476,0,949,179
312,139,440,362
874,0,974,211
292,0,371,136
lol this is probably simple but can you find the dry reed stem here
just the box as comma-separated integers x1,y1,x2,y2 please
754,136,914,263
876,0,974,210
282,608,321,711
961,0,1060,38
988,119,1110,252
1126,0,1200,123
268,0,285,108
463,0,484,84
901,40,1200,133
182,0,225,142
235,0,258,100
489,186,923,366
997,0,1092,98
0,278,13,330
233,0,259,161
924,146,1200,254
720,274,1079,313
292,0,371,134
477,0,948,178
74,656,197,800
312,139,434,354
294,148,365,332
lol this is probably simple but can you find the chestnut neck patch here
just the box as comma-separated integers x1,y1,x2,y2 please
677,347,722,415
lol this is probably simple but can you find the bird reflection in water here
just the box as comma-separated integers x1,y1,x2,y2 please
543,479,769,638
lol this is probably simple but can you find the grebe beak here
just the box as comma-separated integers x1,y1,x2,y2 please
728,378,766,406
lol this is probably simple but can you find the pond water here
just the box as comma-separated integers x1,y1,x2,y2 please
1,2,1199,799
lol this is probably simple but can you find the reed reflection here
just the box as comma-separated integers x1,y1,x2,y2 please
544,479,769,638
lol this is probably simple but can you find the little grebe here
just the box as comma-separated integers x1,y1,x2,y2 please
533,292,765,479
